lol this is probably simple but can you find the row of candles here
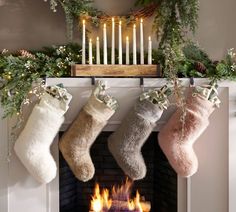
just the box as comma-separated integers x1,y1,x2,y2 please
82,18,153,65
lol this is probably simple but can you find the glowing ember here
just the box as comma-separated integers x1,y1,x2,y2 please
90,180,151,212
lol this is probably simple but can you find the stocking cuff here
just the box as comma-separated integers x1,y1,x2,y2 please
84,94,115,122
39,91,72,117
187,90,215,117
135,99,164,123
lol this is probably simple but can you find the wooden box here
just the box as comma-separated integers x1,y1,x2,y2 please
71,65,161,77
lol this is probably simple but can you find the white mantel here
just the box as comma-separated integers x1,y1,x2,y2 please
0,78,235,212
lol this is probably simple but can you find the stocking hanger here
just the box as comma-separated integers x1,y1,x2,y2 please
190,77,195,87
90,76,145,87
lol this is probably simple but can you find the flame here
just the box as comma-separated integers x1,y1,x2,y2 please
102,189,112,209
90,184,112,212
90,184,102,212
128,199,135,210
135,191,143,212
128,191,143,212
112,178,132,201
91,179,147,212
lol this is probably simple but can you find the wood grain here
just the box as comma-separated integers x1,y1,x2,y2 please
71,65,161,77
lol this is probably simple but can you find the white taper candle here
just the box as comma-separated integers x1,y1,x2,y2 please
133,24,137,65
126,36,130,65
148,36,152,65
111,17,115,64
119,21,123,65
89,39,93,65
82,19,86,65
103,23,107,65
96,37,100,65
140,18,144,65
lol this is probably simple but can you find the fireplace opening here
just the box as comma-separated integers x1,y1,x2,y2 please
59,132,177,212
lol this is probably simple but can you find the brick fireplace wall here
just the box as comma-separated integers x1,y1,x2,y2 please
59,132,177,212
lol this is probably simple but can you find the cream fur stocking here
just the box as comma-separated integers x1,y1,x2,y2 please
14,86,72,184
158,86,219,177
59,82,118,182
108,87,170,180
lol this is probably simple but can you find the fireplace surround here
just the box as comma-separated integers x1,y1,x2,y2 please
0,78,235,212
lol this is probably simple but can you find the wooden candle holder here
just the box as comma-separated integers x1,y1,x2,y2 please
71,65,161,77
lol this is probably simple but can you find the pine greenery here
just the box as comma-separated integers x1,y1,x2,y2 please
0,1,236,118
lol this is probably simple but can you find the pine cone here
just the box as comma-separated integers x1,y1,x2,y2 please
195,61,207,73
19,50,36,59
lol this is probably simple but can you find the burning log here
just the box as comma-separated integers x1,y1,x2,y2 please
89,200,151,212
111,200,151,212
90,180,151,212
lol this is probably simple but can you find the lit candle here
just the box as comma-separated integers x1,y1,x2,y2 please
82,19,86,65
133,24,137,65
96,37,100,65
119,20,122,65
126,36,130,65
140,18,144,65
103,23,107,65
148,36,152,65
89,39,93,65
111,17,115,64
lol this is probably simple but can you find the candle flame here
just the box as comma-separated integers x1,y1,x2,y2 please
141,18,143,23
97,37,99,41
119,20,122,25
149,36,151,41
112,17,115,22
83,19,85,24
134,24,136,28
126,36,129,41
89,38,92,42
104,23,106,28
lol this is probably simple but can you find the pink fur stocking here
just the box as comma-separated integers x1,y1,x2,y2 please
158,89,216,177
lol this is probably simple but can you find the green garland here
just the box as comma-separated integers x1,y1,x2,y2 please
0,0,236,118
0,43,235,118
44,0,104,40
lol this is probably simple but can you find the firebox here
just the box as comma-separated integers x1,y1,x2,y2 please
59,132,177,212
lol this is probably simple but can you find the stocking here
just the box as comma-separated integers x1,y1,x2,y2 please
59,81,118,182
158,86,219,177
108,87,170,180
14,85,72,184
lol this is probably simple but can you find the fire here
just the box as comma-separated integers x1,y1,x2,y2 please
128,191,143,212
90,179,150,212
91,184,112,212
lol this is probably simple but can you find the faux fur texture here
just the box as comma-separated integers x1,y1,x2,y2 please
59,94,115,182
108,99,164,180
14,92,72,184
158,90,215,177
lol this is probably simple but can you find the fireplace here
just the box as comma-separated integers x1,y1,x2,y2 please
59,132,177,212
0,78,232,212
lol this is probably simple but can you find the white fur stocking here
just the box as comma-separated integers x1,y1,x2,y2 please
14,87,72,184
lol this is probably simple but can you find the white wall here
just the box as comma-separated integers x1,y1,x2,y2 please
0,0,235,60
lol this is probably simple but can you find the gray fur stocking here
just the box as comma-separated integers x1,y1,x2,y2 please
108,87,170,180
